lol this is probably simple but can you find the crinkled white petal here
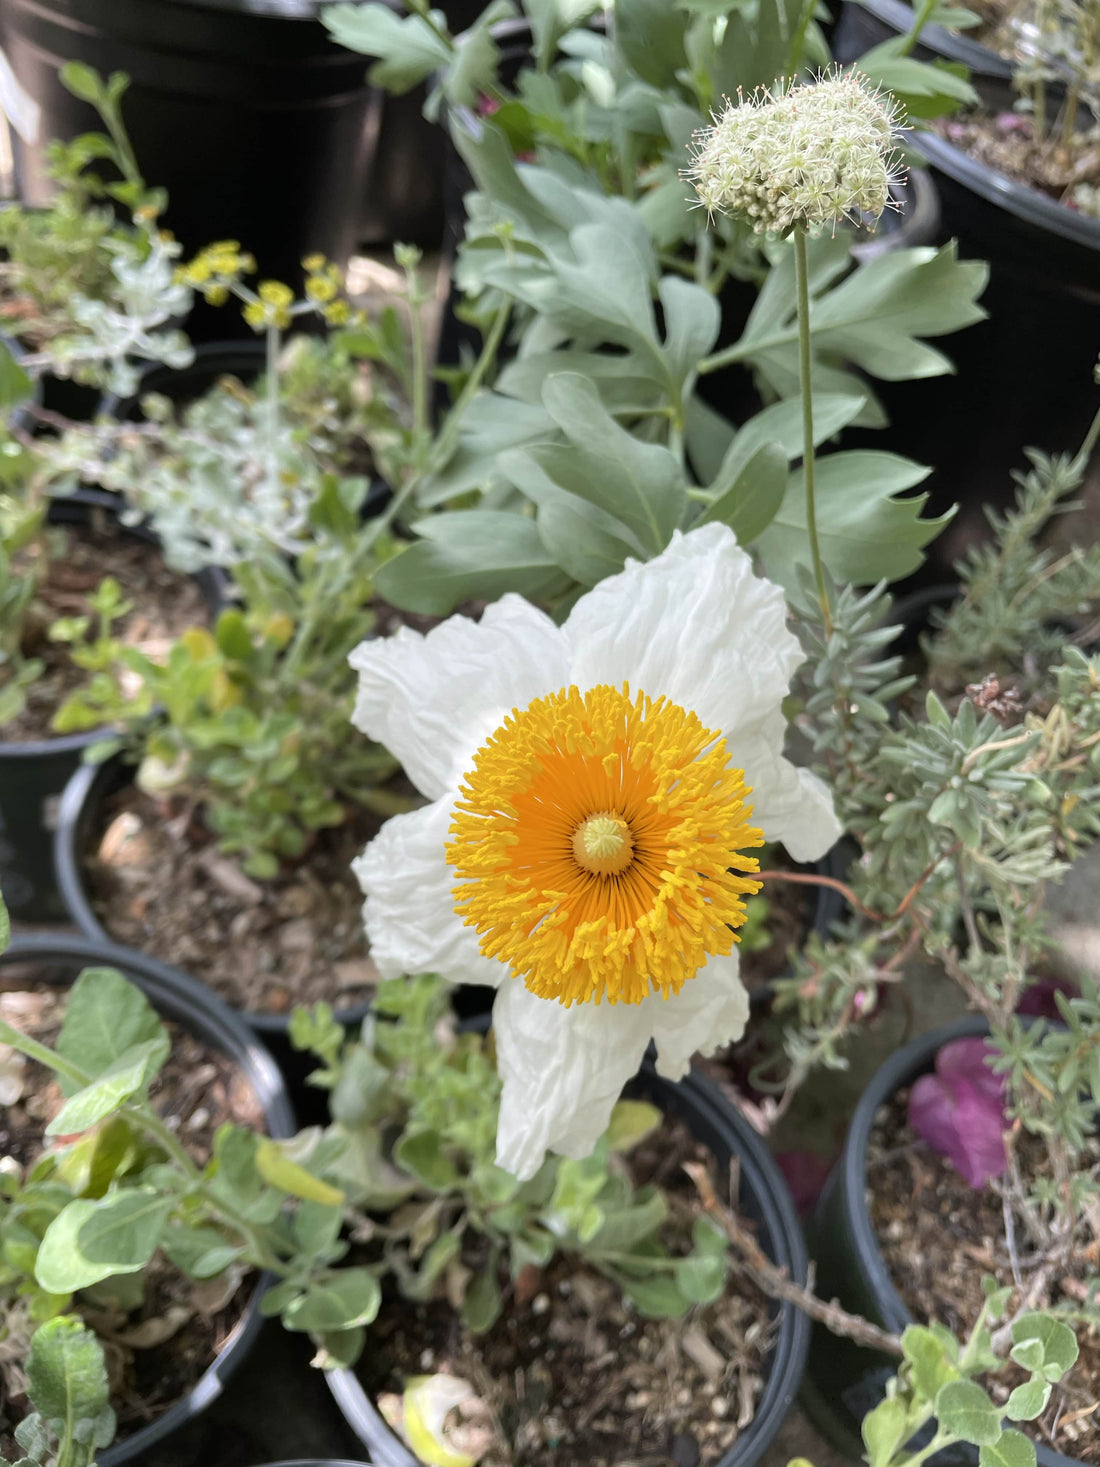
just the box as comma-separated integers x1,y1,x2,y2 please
648,951,750,1079
737,716,843,863
563,523,803,746
563,523,839,863
492,952,750,1180
348,595,569,801
352,799,506,989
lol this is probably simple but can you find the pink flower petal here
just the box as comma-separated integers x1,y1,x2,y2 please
909,1068,1006,1188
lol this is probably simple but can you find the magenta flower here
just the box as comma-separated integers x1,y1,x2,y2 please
908,1037,1007,1188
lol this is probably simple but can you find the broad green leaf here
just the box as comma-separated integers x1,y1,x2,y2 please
322,3,451,93
59,61,105,104
589,1191,668,1253
901,1323,960,1400
498,444,640,586
697,441,787,543
254,1139,345,1206
281,1268,382,1332
496,350,662,412
419,395,556,507
757,449,949,587
25,1317,115,1465
402,1233,461,1301
461,1269,503,1334
1004,1377,1050,1422
46,1039,169,1137
375,513,572,615
160,1224,243,1280
614,0,689,87
862,1396,910,1467
36,1190,173,1293
618,1272,689,1318
312,1326,366,1370
658,275,720,388
540,223,662,367
726,392,868,468
857,43,978,119
732,239,988,407
0,890,9,957
443,18,501,109
673,1249,727,1304
541,372,686,551
56,968,166,1095
1011,1314,1079,1380
395,1130,460,1192
934,1380,1002,1446
979,1429,1037,1467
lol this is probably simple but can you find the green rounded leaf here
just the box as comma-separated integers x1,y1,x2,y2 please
935,1380,1003,1447
1004,1377,1050,1423
979,1427,1037,1467
281,1268,381,1333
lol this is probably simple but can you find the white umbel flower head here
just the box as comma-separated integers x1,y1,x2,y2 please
687,70,904,235
349,525,841,1180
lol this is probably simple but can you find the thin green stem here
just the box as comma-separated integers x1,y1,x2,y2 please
794,226,831,630
405,267,428,447
898,0,939,54
425,298,512,477
0,1021,89,1086
101,101,144,192
265,322,280,497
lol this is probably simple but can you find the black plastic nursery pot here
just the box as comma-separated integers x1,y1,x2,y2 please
0,489,223,922
802,1016,1084,1467
0,0,376,336
357,0,492,249
326,1060,811,1467
53,752,374,1058
830,80,1100,578
0,931,296,1466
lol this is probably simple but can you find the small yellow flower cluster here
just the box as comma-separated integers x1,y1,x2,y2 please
687,71,904,235
302,254,352,327
177,240,256,305
244,280,295,332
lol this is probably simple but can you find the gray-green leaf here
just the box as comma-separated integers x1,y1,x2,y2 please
36,1189,173,1293
935,1380,1003,1446
46,1038,169,1136
56,967,167,1094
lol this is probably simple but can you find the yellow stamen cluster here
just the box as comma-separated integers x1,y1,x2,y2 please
244,279,295,331
446,683,764,1007
177,240,256,305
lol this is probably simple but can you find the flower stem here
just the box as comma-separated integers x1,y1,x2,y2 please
794,226,831,631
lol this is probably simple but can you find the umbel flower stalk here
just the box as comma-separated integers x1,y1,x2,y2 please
687,71,904,629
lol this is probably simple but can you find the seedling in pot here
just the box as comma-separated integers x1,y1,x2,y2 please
0,961,374,1455
0,64,192,400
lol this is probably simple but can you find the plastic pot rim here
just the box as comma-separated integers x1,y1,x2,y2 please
833,1013,1086,1467
0,930,296,1465
911,128,1100,253
326,1063,811,1467
54,754,372,1037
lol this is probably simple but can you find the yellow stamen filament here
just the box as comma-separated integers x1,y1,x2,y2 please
445,683,764,1008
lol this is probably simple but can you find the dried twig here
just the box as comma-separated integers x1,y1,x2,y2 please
684,1160,904,1359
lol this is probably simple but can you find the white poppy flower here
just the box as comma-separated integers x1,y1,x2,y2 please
350,524,840,1180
